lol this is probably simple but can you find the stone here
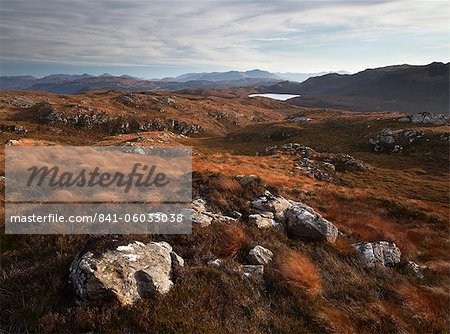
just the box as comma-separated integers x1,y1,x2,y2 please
191,198,213,227
192,198,207,213
229,210,243,219
353,241,401,267
248,212,278,228
246,245,273,265
314,172,332,182
192,211,213,227
69,241,183,305
4,139,21,146
406,260,424,279
369,128,425,153
0,125,28,134
191,199,236,227
207,258,224,269
251,192,291,221
398,112,449,125
284,203,338,242
235,174,260,186
239,265,264,279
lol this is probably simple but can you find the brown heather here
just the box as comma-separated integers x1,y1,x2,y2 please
0,88,449,333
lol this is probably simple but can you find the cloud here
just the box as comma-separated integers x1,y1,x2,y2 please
0,0,448,73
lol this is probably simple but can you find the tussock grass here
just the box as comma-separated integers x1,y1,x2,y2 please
275,249,322,295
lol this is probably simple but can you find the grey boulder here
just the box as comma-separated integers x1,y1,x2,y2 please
353,241,401,267
246,245,273,265
69,241,183,305
284,203,338,243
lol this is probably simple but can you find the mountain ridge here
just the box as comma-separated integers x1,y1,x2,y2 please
263,62,449,114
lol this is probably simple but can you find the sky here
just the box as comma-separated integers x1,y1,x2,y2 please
0,0,448,78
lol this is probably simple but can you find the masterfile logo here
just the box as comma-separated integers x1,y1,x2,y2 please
5,146,192,234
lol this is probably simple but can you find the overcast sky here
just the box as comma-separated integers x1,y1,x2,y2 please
0,0,448,78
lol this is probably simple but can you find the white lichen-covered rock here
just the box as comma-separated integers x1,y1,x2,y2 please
204,212,237,224
246,245,273,265
248,212,278,228
353,241,401,267
191,198,213,226
191,198,236,227
284,203,338,243
69,241,183,305
251,191,291,221
192,198,207,213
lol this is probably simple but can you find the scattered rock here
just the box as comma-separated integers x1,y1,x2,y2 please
406,260,425,279
398,112,449,125
191,198,236,227
207,258,224,269
246,245,273,265
4,139,21,146
353,241,401,267
369,128,425,153
264,143,369,175
320,162,336,171
229,210,243,219
314,171,332,182
287,115,312,123
10,97,34,108
239,265,264,279
251,191,291,221
69,241,183,305
284,203,338,243
0,124,28,134
248,212,278,229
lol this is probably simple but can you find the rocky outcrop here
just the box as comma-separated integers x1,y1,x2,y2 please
264,143,369,177
116,92,177,111
398,112,449,125
369,128,425,153
32,101,113,128
191,198,236,227
69,241,183,305
250,192,339,243
248,212,278,228
284,203,338,243
30,101,203,135
353,241,401,267
0,124,28,134
246,245,273,265
251,191,291,221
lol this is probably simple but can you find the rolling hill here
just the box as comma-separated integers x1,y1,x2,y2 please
264,62,450,114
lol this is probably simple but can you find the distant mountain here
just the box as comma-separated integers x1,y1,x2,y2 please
0,75,38,90
275,71,350,83
0,69,355,93
171,69,347,83
0,73,280,94
0,74,92,91
264,62,450,114
173,69,280,82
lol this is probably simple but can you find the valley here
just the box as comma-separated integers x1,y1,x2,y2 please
0,88,449,333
